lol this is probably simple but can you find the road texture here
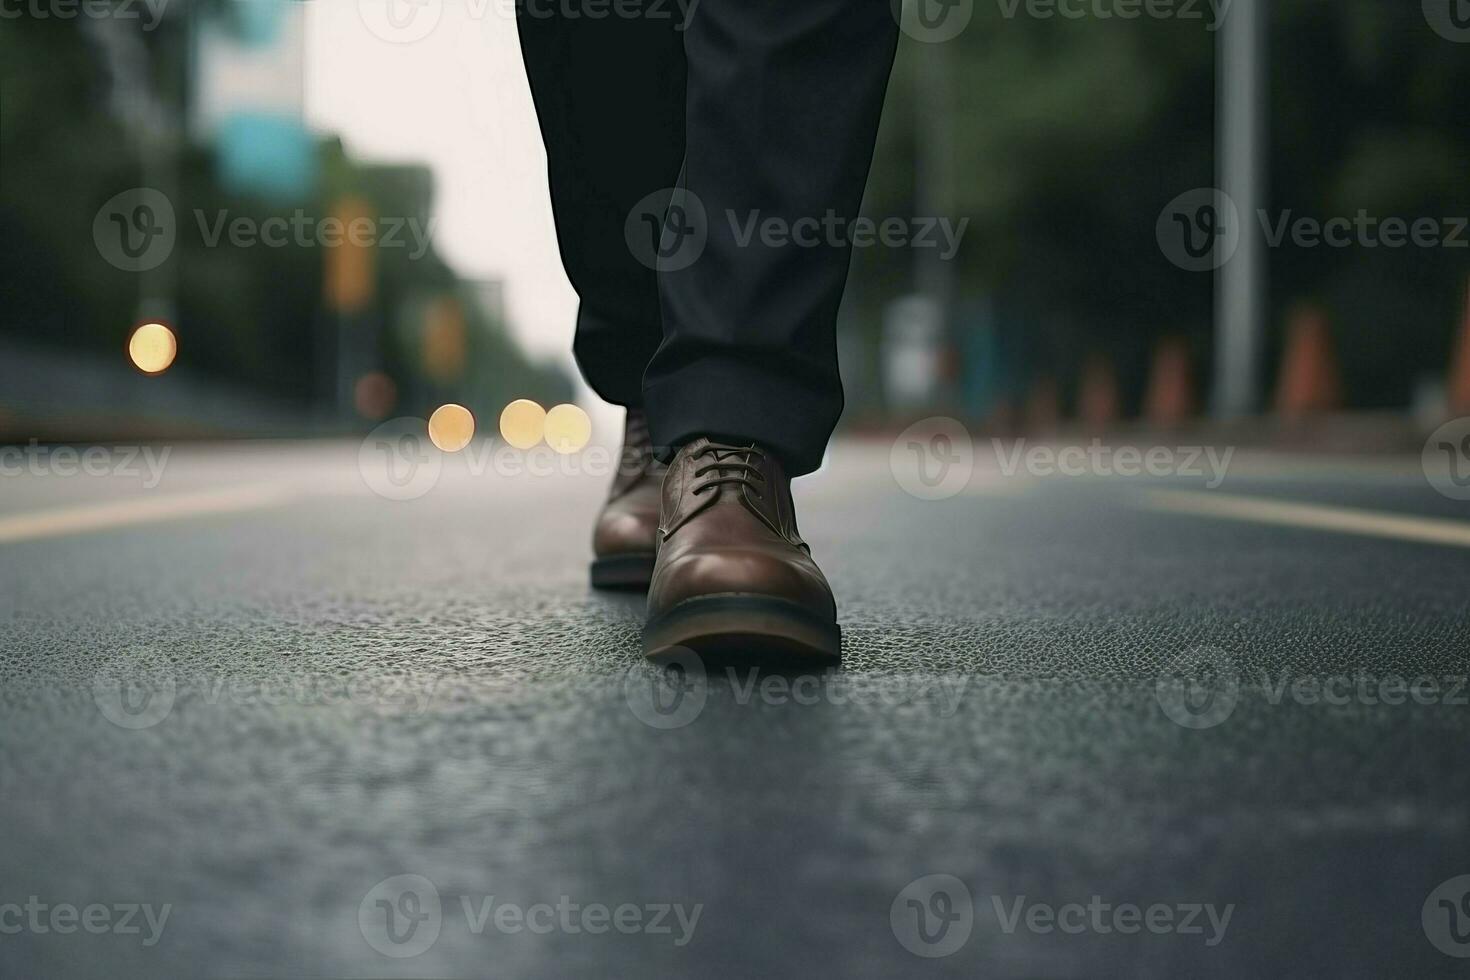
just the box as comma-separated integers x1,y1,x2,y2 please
1,434,1468,978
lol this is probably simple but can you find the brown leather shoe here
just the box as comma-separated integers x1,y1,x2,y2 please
590,409,667,590
643,438,840,663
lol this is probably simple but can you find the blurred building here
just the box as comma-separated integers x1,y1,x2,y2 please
0,0,569,441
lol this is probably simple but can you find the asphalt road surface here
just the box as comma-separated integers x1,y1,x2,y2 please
2,435,1468,978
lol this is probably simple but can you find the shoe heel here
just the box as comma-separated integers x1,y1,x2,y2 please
590,553,655,591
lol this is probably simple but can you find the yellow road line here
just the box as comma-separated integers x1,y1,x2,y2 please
0,481,299,545
1145,489,1470,549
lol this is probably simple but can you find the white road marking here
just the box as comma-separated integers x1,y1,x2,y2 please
1145,489,1470,549
0,481,300,545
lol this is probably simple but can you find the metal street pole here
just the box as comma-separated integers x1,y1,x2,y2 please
914,32,957,408
1213,0,1267,418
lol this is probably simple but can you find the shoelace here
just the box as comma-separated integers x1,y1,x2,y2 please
690,444,766,500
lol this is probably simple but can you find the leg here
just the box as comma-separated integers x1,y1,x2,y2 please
644,0,899,473
516,1,687,406
643,0,898,660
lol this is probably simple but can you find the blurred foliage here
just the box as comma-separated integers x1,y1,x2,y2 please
4,1,1467,426
850,0,1470,415
0,5,571,429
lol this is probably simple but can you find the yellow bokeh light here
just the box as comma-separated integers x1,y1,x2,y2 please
128,322,177,375
544,403,592,454
428,403,475,453
499,399,546,449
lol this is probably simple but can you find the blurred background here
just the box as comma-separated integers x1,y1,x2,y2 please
2,0,1468,447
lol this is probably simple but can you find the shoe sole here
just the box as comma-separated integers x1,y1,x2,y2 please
590,553,655,591
642,594,841,665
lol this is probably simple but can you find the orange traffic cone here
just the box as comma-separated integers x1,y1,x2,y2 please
1024,377,1060,434
1077,354,1120,432
1274,304,1342,420
984,397,1018,437
1144,337,1194,428
1449,279,1470,416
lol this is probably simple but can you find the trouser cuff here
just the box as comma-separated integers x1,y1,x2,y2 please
643,356,840,477
571,306,660,408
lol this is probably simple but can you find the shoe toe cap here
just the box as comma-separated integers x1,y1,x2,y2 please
653,548,835,619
